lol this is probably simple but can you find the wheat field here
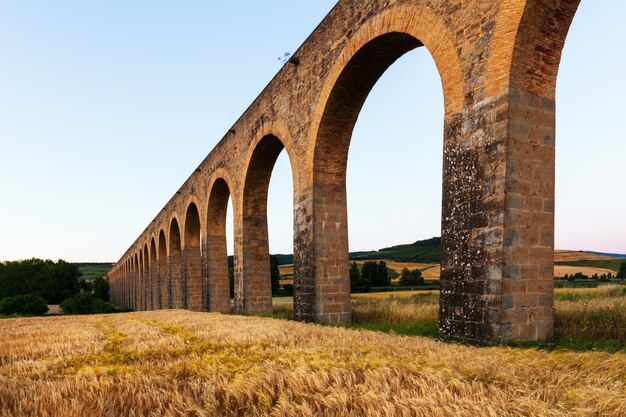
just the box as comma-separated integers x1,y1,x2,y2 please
2,307,625,417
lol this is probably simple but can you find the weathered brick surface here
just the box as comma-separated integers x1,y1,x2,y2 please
107,0,581,343
158,231,169,309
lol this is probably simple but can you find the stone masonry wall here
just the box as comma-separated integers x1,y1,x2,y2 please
107,0,581,343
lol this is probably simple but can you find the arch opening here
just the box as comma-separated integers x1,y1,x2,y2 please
312,32,443,324
184,203,203,311
555,1,626,257
240,134,294,316
133,254,139,311
143,244,150,310
150,238,158,310
206,178,234,313
169,218,183,309
267,150,294,318
158,230,168,309
315,33,423,184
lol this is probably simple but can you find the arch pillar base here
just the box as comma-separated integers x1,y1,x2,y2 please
439,89,554,344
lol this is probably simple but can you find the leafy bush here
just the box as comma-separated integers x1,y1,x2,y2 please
0,294,48,316
350,262,372,293
92,276,110,301
60,293,119,315
398,268,424,286
0,259,81,303
282,284,294,296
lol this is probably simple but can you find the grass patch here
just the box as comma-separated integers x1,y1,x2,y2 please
272,287,626,352
74,263,113,281
350,321,439,338
2,309,626,416
556,258,624,272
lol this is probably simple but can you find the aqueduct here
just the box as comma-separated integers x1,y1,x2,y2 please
106,0,580,343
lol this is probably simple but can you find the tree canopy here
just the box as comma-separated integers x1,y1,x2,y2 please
0,259,81,304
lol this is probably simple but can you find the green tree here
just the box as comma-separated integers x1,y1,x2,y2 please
92,277,110,301
229,267,235,298
399,268,423,286
350,262,360,283
0,294,48,316
361,261,376,287
617,262,626,279
349,261,371,293
270,255,281,294
19,294,49,315
60,293,118,315
373,261,389,287
0,259,81,303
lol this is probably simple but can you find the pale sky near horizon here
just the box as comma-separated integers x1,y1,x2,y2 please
1,1,625,263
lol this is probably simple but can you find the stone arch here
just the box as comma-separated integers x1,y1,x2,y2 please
109,1,594,344
238,125,299,315
169,216,183,309
119,265,122,305
309,3,464,155
150,237,158,310
137,249,143,310
122,260,127,308
128,258,132,308
486,0,581,100
184,202,203,310
132,253,139,311
473,0,582,342
304,4,463,324
205,171,236,313
158,229,169,309
143,243,150,310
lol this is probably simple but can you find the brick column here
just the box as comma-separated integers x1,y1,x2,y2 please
438,89,556,343
183,244,203,311
152,259,161,310
140,266,146,311
292,187,321,322
122,275,126,308
236,214,273,316
125,274,129,308
438,98,509,343
204,234,231,312
132,269,138,311
169,251,183,309
307,184,351,324
499,88,556,341
146,263,153,311
159,256,169,308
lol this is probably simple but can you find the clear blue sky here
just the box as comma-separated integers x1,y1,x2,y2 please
0,1,624,262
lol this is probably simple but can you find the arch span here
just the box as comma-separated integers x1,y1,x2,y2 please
150,238,158,309
109,0,586,344
238,133,296,315
143,244,150,310
306,20,462,324
184,202,203,311
158,230,168,309
169,217,183,309
205,175,235,313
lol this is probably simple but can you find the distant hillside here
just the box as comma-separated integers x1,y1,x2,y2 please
226,238,442,266
74,263,113,281
588,251,626,259
228,255,292,267
226,240,625,272
554,251,625,273
350,237,441,263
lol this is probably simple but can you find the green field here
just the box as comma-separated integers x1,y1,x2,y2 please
74,263,113,281
555,258,624,272
350,237,441,263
